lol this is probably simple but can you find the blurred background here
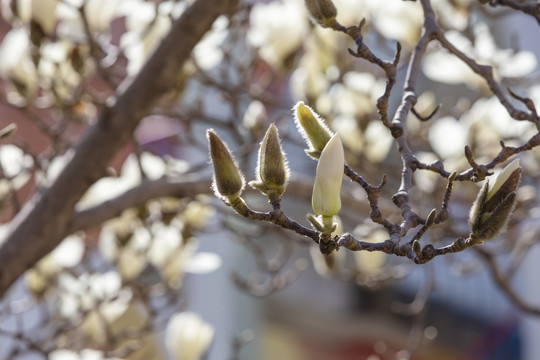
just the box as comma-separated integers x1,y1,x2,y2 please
0,0,539,359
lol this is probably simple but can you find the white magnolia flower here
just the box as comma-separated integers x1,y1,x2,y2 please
312,133,344,218
165,312,214,360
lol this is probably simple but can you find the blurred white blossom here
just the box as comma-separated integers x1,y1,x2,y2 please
120,0,186,76
1,0,59,34
464,97,536,152
193,16,229,71
99,203,220,285
0,27,37,98
56,0,122,39
353,227,387,273
428,116,467,160
0,144,33,181
242,100,267,134
165,312,214,360
24,234,85,297
248,0,308,70
367,0,423,47
423,25,536,87
57,271,132,322
79,152,166,210
49,348,121,360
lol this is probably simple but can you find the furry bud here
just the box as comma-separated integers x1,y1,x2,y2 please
207,129,245,204
249,124,290,202
469,159,521,242
294,101,334,160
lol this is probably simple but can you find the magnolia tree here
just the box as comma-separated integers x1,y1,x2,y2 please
0,0,539,358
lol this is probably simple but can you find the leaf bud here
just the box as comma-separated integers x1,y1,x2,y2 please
468,159,521,242
312,133,344,219
425,208,437,227
207,129,245,204
293,101,334,159
249,124,290,202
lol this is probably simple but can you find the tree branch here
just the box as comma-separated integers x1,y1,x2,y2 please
0,0,239,298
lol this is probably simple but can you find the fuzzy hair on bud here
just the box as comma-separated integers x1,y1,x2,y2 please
312,133,344,218
304,0,338,28
249,124,290,201
293,101,334,160
469,158,521,242
207,129,245,204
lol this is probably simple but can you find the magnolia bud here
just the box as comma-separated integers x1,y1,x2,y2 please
469,158,521,242
426,208,437,227
207,129,245,204
312,133,344,219
304,0,338,28
249,124,290,202
294,101,334,159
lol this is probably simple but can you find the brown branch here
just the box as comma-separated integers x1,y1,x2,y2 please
478,0,540,25
0,0,240,298
434,30,539,127
66,175,213,234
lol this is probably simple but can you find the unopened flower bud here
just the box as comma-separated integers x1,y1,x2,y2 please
249,124,290,202
469,158,521,242
294,101,334,159
304,0,338,28
425,208,437,227
207,129,245,204
312,133,344,219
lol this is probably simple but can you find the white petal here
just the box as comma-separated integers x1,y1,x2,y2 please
184,252,222,274
428,116,467,159
52,235,85,268
312,134,344,216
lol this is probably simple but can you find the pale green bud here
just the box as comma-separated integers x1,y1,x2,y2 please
293,101,334,160
304,0,338,28
207,129,245,204
426,209,437,227
249,124,290,202
312,133,344,218
469,159,521,242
